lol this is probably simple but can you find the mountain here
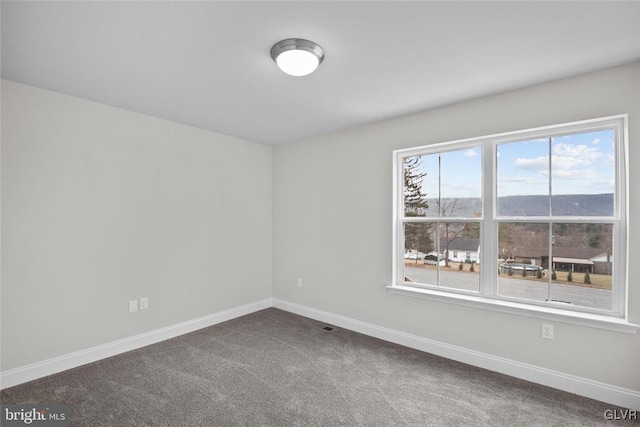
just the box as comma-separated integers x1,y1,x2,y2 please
421,197,482,217
420,193,613,217
498,193,613,217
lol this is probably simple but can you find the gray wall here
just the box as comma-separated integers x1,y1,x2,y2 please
3,62,639,393
273,62,640,391
1,81,273,370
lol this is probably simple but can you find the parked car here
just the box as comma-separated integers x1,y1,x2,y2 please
423,253,447,265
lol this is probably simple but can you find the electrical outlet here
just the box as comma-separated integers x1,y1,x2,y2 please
296,278,302,288
129,299,138,313
541,323,554,340
140,297,149,310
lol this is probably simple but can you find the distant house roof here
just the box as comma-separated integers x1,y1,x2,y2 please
510,247,547,258
553,257,594,266
590,253,613,262
511,247,606,260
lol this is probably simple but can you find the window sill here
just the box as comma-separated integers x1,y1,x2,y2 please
386,284,639,334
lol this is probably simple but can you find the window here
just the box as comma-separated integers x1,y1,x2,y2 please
392,116,628,322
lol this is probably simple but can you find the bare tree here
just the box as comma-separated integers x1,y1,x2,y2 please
437,198,479,267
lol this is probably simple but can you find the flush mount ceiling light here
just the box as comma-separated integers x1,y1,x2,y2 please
270,38,324,77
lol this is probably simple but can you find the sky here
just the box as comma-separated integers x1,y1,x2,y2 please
410,129,615,199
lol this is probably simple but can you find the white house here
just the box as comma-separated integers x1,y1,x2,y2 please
444,238,480,264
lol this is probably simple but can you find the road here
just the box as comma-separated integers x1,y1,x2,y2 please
404,266,612,311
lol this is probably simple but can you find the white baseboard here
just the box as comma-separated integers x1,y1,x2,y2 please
0,298,273,390
273,298,640,410
3,297,638,410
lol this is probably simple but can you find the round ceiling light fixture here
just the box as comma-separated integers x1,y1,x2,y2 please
270,38,324,77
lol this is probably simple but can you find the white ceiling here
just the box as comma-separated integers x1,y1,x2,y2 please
2,1,640,145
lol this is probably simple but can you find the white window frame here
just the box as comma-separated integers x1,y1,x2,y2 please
389,115,638,333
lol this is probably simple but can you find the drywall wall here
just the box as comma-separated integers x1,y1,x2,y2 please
273,62,640,391
1,81,273,371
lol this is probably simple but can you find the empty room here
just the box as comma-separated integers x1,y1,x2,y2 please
1,1,639,425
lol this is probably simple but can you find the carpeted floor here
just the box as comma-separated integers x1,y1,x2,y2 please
1,308,636,426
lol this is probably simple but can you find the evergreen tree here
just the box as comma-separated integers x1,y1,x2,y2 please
584,270,591,284
403,156,431,261
404,223,433,263
403,156,428,216
461,212,482,239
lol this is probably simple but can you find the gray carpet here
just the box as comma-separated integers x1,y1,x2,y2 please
1,308,636,426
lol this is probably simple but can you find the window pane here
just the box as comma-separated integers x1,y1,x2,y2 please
551,130,615,216
497,139,550,216
549,223,613,310
397,117,624,316
438,222,480,292
440,148,482,205
403,149,481,218
403,154,437,217
498,223,549,302
403,222,479,292
403,222,437,285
